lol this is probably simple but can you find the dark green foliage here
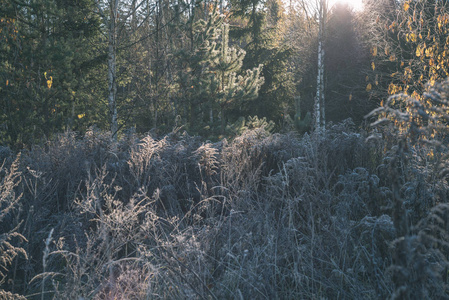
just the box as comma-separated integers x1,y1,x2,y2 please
0,0,102,147
294,96,312,133
295,111,312,133
230,0,296,126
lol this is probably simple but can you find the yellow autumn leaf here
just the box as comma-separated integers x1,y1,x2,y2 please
389,54,396,62
416,45,421,57
404,1,410,12
389,21,396,30
371,62,375,71
366,83,372,91
78,113,85,119
388,83,397,94
401,61,405,67
47,76,52,89
365,75,369,81
349,94,352,101
6,79,8,86
372,46,377,56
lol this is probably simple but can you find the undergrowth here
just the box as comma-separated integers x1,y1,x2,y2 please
1,81,449,298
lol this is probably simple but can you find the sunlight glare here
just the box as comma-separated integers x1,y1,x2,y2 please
329,0,364,11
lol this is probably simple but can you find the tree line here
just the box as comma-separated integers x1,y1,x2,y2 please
2,0,449,147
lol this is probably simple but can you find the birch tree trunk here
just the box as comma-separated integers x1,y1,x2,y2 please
314,0,326,131
108,0,119,140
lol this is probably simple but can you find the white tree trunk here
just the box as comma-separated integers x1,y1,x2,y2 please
315,38,322,131
108,0,119,140
320,40,325,129
314,0,326,132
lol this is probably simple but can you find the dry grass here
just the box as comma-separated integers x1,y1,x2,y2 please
0,91,449,299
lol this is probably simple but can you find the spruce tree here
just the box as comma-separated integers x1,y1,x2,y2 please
229,0,295,127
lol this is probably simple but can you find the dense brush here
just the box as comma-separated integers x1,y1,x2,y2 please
1,83,449,299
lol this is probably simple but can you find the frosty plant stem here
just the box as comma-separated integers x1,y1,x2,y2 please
42,228,53,300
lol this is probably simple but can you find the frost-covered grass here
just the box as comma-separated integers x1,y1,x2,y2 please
0,114,448,299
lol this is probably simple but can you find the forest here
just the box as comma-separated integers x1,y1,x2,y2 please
1,0,449,299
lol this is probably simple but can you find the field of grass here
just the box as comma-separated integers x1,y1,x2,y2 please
1,109,448,299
